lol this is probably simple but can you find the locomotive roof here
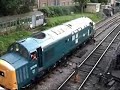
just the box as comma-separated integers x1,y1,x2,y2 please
64,17,94,31
18,25,71,52
18,17,94,52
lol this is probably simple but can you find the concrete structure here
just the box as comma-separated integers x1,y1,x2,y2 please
85,3,101,13
36,0,73,9
116,0,120,3
108,0,117,5
110,0,116,4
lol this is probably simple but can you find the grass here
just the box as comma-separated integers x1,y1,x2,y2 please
46,13,102,27
0,30,31,55
0,13,102,55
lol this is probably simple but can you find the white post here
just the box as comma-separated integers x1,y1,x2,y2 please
56,0,57,6
38,0,40,8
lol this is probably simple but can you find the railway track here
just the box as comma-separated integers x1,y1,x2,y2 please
95,13,120,37
95,13,120,30
80,30,120,90
57,23,120,90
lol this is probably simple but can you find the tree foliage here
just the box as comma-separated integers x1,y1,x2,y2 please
90,0,98,3
73,0,88,12
0,0,35,16
98,0,108,4
90,0,108,4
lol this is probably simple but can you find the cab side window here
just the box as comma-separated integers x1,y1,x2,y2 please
31,52,37,60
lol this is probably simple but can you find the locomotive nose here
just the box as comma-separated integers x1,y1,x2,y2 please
0,59,18,90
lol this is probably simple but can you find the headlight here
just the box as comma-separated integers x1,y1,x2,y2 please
0,71,4,77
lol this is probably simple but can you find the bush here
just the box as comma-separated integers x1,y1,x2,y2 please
40,7,51,17
17,5,31,14
53,6,64,16
39,6,80,17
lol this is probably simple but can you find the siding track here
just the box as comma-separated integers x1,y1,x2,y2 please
95,13,120,37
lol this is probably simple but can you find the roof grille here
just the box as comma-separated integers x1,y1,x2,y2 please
33,32,46,39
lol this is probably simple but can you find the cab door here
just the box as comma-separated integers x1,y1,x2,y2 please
29,47,43,79
37,47,42,67
30,51,38,77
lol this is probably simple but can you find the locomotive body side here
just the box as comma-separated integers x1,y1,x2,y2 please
42,25,94,69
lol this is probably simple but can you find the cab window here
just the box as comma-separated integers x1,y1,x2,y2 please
8,43,29,59
31,52,37,60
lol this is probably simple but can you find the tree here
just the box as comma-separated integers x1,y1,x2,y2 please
0,0,35,16
0,0,21,15
90,0,108,4
90,0,98,3
98,0,108,4
73,0,88,13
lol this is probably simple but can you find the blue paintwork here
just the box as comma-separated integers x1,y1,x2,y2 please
18,38,40,53
0,52,29,88
1,52,28,69
42,26,94,69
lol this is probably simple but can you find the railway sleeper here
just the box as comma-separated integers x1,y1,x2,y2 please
83,63,95,67
97,46,106,49
79,69,90,74
92,52,104,55
94,50,105,54
90,55,101,58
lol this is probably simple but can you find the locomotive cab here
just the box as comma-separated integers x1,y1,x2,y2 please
0,43,30,89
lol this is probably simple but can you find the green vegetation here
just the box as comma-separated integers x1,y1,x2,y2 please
90,0,108,4
0,30,31,55
73,0,88,12
39,6,80,17
0,0,35,16
46,13,102,27
0,13,102,55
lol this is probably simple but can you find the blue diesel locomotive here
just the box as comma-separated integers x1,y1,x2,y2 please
0,17,95,90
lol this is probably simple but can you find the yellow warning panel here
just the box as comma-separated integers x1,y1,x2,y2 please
0,59,18,90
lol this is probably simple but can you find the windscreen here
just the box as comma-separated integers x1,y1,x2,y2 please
8,43,29,59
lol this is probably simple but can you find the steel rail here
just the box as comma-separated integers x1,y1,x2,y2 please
95,18,120,38
78,30,120,90
57,23,120,90
95,14,120,30
78,23,120,68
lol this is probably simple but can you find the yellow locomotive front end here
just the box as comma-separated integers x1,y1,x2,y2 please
0,59,18,90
